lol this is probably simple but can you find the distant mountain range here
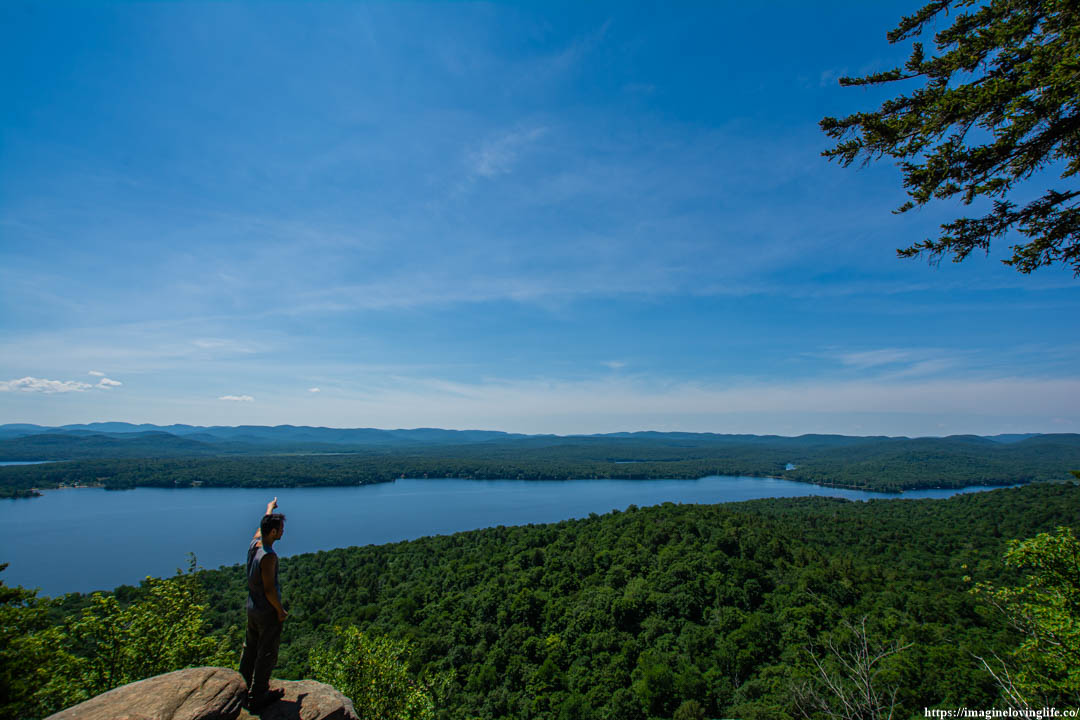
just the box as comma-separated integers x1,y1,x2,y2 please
0,423,530,458
0,423,1057,461
0,422,527,444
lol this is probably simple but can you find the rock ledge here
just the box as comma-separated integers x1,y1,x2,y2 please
240,680,358,720
45,667,357,720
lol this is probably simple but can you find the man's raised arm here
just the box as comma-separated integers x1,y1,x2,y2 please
253,497,278,541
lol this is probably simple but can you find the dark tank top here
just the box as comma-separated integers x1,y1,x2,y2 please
246,538,281,616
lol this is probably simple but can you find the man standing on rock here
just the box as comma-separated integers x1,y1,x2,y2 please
239,497,288,713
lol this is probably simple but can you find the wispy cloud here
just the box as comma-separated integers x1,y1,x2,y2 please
813,347,967,379
834,349,917,369
882,358,959,379
0,321,275,377
307,387,321,393
238,372,1080,436
0,377,93,393
218,394,254,402
466,125,548,179
394,374,1078,418
0,375,123,393
193,338,257,353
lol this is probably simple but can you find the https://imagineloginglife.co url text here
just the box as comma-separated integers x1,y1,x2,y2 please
925,709,1079,719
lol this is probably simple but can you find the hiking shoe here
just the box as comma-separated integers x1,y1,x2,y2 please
248,688,285,713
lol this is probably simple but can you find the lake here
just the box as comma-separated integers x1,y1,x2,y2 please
1,476,1012,596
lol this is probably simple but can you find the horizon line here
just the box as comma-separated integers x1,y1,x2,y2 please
0,421,1058,441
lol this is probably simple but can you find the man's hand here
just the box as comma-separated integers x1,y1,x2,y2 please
277,608,289,623
254,497,279,541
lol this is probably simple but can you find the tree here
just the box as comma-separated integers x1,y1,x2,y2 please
39,558,235,712
793,615,912,720
673,699,708,720
0,558,232,720
0,565,65,720
821,0,1080,274
309,626,452,720
972,524,1080,708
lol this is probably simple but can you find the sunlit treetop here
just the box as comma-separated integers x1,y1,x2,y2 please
821,0,1080,275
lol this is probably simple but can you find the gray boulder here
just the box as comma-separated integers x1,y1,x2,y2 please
242,679,358,720
45,666,246,720
45,668,357,720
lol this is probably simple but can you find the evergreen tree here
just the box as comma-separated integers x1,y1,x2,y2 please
821,0,1080,274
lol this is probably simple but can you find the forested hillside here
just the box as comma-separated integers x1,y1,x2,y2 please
2,433,1078,498
183,482,1079,719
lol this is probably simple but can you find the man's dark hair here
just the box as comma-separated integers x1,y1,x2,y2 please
261,513,286,536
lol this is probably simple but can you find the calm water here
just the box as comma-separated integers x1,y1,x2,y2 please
1,476,1011,596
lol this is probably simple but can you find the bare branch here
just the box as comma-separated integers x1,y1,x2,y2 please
796,614,911,720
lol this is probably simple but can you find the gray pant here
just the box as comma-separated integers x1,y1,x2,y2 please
239,610,282,698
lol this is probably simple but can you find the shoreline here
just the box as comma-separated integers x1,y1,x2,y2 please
9,474,1032,500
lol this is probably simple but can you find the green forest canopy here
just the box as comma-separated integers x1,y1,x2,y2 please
6,482,1077,719
201,482,1080,718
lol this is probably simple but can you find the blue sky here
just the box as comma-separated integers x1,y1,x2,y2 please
2,1,1077,436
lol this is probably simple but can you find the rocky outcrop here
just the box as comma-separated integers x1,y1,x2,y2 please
45,668,357,720
45,667,246,720
240,680,357,720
